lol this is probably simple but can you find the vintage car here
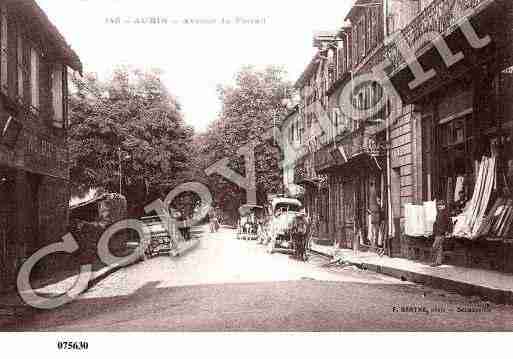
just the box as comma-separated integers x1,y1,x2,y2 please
137,215,178,258
265,196,303,254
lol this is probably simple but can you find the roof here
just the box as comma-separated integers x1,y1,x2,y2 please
345,0,382,22
69,192,125,210
294,54,320,89
270,197,302,209
12,0,83,74
69,193,107,211
239,204,264,210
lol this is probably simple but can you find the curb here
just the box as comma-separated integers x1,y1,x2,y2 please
0,240,203,326
308,247,513,305
0,262,130,327
173,239,200,257
309,248,333,259
86,262,130,291
356,262,513,305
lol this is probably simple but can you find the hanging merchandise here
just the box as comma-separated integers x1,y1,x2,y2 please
423,201,437,236
404,204,426,237
452,153,497,239
404,201,438,238
454,176,465,202
476,197,504,237
447,177,454,206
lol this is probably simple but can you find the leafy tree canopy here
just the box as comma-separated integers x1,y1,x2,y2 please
197,65,293,222
69,66,196,216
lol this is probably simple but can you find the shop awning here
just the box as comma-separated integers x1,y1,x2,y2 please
295,177,321,187
318,151,383,176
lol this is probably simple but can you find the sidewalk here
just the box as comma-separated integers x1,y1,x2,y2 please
172,238,200,257
310,242,513,305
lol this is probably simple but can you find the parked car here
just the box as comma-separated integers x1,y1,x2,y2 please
265,196,303,254
136,215,177,258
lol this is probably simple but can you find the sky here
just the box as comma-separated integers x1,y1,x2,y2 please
36,0,353,133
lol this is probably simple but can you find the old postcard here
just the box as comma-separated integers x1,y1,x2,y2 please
0,0,512,356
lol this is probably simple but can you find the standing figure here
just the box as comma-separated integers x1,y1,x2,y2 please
208,206,218,233
431,200,452,267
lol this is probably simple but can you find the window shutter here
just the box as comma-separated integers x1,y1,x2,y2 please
1,5,8,93
63,66,68,128
30,47,39,110
17,32,23,100
52,64,63,128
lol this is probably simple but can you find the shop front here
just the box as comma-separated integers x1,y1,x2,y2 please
0,101,70,292
401,56,513,272
294,154,329,241
317,129,389,252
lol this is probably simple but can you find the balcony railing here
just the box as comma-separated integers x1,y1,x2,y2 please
384,0,490,73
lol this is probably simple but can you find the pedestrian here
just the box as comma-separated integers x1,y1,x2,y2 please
208,206,218,233
430,200,452,267
214,207,221,232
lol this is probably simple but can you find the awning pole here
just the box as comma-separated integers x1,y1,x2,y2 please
386,95,394,240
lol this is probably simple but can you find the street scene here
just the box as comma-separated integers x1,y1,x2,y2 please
0,0,513,339
5,225,513,331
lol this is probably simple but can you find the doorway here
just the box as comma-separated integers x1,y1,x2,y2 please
26,172,41,255
0,166,16,289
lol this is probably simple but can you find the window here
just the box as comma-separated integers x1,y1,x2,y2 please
353,27,358,66
435,115,474,204
52,64,64,128
30,47,40,110
0,5,7,92
298,118,305,144
338,47,344,75
366,10,371,53
17,32,24,101
360,20,365,57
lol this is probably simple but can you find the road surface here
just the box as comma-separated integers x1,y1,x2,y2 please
5,225,513,331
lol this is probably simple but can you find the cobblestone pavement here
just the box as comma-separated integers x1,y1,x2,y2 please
4,225,513,331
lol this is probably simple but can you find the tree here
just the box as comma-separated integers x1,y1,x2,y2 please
68,67,195,216
198,66,293,222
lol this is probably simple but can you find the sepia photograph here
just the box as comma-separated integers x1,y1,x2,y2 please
0,0,513,355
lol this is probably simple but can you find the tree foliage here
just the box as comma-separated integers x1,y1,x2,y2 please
69,67,196,215
197,66,293,222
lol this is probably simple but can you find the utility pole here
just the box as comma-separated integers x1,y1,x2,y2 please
118,146,122,195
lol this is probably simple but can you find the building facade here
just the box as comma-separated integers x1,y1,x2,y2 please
283,0,513,271
0,0,82,291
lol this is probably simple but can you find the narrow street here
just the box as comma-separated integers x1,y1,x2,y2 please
6,226,513,331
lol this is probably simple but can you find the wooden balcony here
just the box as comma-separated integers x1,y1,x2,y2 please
380,0,503,103
386,0,497,73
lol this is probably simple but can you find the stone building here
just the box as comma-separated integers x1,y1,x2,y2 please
283,0,513,271
0,0,82,292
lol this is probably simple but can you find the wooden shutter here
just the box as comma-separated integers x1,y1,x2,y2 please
30,47,39,110
52,64,64,128
17,31,23,100
0,5,8,93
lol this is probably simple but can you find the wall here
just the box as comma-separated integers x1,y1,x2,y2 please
388,98,417,256
388,0,421,35
0,5,71,291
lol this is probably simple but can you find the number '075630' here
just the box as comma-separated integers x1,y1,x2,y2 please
57,341,89,350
